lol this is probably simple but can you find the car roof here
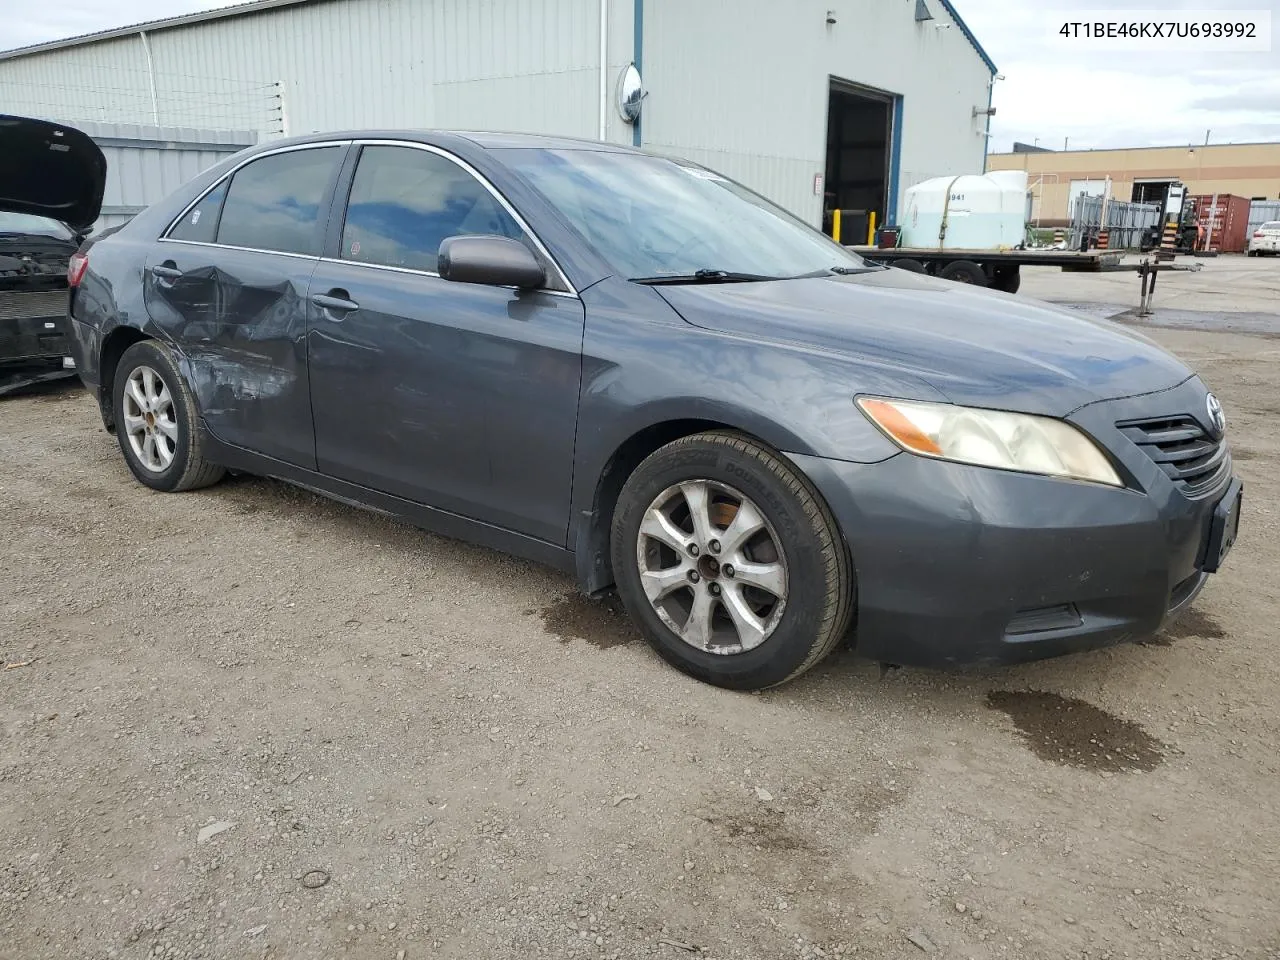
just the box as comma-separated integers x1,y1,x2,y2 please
259,129,644,155
451,131,642,152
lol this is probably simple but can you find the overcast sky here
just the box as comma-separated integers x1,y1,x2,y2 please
959,0,1280,152
6,0,1279,152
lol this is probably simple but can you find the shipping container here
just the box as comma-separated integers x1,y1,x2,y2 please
1189,194,1251,253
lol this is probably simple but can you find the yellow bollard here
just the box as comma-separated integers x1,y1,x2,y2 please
832,209,842,244
867,210,877,246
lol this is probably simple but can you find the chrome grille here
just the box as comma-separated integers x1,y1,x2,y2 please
0,289,68,321
1118,415,1229,497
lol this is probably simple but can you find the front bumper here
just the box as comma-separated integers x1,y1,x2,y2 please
791,379,1238,667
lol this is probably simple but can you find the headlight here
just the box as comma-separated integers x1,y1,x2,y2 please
857,397,1123,487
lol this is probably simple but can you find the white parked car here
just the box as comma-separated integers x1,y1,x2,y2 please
1248,221,1280,256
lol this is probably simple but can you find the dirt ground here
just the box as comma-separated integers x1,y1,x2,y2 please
3,272,1280,959
1021,252,1280,317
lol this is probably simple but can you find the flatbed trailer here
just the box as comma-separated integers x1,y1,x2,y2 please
847,246,1129,294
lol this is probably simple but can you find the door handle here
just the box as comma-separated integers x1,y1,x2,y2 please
151,264,184,281
311,291,360,315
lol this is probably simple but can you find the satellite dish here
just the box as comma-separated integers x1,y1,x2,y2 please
616,63,644,124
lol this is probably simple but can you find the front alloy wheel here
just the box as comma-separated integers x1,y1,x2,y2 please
611,431,854,690
637,480,788,655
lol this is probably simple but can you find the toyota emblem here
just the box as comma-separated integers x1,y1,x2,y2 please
1205,393,1226,437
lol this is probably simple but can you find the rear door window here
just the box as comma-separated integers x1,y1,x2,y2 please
340,145,524,273
168,180,228,243
215,146,342,255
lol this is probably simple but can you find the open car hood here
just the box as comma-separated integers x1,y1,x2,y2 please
0,115,106,231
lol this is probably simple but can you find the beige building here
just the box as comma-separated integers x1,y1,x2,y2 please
988,142,1280,224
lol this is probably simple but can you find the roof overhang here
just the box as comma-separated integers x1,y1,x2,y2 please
936,0,998,75
0,0,316,61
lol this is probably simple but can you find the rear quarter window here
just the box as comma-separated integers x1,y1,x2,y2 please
168,180,228,243
215,146,342,256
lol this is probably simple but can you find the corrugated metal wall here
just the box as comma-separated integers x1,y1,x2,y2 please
0,0,992,225
641,0,992,224
0,0,604,138
76,122,257,231
0,33,283,133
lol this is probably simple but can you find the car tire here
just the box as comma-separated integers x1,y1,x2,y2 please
610,431,854,690
991,265,1021,294
940,259,988,285
893,258,926,273
112,339,225,492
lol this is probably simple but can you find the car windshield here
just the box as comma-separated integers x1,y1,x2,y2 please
1264,221,1280,230
0,212,74,239
503,148,865,281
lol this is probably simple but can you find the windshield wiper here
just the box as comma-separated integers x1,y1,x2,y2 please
630,268,784,285
827,264,884,275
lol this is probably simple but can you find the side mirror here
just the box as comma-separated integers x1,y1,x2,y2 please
437,235,546,290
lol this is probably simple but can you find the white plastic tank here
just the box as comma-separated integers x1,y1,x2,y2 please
900,171,1028,249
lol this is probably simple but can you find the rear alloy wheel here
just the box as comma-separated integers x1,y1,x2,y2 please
611,432,854,690
122,365,178,473
113,339,225,492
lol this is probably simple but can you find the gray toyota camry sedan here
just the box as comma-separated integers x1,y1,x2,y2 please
59,129,1240,689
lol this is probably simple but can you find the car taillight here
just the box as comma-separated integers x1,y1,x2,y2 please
1255,232,1265,238
68,252,89,287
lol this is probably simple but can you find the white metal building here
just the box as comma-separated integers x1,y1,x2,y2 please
0,0,997,229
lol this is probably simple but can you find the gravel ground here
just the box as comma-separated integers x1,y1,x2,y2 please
1020,253,1280,317
3,319,1280,960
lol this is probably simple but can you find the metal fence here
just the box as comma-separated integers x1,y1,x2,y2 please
1069,193,1161,250
1248,200,1280,236
74,121,258,233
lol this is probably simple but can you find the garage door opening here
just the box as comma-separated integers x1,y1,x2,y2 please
824,80,891,243
1132,180,1175,209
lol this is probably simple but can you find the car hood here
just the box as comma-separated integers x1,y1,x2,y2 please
0,115,106,231
655,269,1191,417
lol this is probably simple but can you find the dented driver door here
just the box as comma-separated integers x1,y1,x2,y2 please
143,143,347,469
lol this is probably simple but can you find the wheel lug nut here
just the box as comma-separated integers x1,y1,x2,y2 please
687,570,700,583
709,540,720,554
709,583,721,596
723,564,735,578
687,543,699,557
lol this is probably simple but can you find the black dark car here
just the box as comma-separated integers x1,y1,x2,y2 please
0,212,84,392
0,115,105,395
